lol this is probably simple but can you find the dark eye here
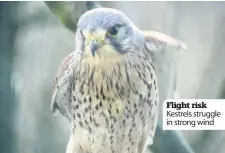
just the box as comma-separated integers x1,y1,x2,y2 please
107,25,119,37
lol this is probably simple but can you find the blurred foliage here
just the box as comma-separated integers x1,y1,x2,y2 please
45,1,101,33
46,2,77,32
45,1,102,33
219,79,225,99
151,122,194,153
0,2,17,153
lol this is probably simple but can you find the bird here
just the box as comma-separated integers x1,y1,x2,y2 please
50,8,187,153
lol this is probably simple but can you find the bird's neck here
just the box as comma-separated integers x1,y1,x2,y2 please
81,55,125,70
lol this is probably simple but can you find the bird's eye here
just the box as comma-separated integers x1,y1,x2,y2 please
107,25,119,37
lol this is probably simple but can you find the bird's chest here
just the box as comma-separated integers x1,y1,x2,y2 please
69,60,158,153
73,61,154,108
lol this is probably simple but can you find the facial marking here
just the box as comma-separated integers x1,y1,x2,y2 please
82,29,121,58
76,8,145,63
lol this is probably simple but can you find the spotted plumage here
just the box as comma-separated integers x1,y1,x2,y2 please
51,8,187,153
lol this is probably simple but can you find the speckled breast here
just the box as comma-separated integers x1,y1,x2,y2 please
69,56,159,153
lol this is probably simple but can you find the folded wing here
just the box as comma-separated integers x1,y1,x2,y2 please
51,51,76,120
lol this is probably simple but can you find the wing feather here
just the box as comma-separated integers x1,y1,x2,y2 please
51,51,76,118
143,31,187,52
143,31,187,83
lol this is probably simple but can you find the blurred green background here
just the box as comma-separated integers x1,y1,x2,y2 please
1,1,225,153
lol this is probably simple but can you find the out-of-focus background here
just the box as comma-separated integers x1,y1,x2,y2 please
1,1,225,153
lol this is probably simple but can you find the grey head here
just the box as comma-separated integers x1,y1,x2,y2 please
76,8,145,60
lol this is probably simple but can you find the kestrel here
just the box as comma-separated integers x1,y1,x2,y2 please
51,8,186,153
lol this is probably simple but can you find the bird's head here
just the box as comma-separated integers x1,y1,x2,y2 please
76,8,145,63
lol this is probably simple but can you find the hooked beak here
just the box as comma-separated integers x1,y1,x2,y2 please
90,40,102,57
